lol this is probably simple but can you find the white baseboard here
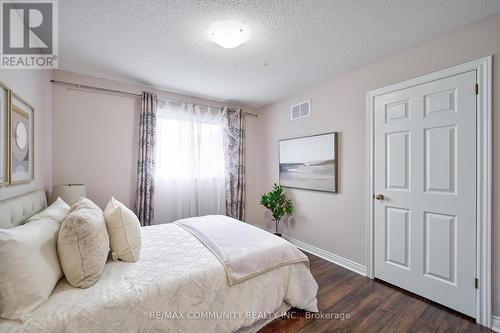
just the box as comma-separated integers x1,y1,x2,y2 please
492,315,500,332
282,234,367,276
255,225,366,276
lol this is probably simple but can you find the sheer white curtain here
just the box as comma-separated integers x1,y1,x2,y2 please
154,102,225,223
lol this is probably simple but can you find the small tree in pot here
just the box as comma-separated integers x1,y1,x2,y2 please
260,183,294,237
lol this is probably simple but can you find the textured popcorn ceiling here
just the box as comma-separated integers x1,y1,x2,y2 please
59,0,500,108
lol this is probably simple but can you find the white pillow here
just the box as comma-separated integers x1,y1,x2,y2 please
27,197,70,224
104,197,142,262
0,219,62,321
58,197,109,288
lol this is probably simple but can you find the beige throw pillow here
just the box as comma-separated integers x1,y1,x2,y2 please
0,219,62,321
104,197,141,262
58,198,109,288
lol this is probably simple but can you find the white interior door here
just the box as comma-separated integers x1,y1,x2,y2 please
373,70,477,317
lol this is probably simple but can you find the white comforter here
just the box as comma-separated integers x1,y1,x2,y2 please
176,215,310,286
0,223,318,333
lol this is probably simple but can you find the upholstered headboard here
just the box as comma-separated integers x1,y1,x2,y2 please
0,190,47,229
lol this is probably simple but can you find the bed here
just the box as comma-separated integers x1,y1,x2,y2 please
0,191,318,333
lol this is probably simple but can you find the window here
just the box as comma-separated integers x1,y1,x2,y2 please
155,117,224,181
154,102,225,223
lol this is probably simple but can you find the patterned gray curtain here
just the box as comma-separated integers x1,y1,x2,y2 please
222,107,246,221
135,91,157,226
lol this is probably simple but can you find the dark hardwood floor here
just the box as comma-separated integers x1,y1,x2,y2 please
259,252,491,333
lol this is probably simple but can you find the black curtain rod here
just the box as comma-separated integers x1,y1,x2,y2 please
50,79,258,117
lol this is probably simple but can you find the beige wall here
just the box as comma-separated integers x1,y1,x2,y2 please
0,70,52,201
52,70,257,209
247,13,500,316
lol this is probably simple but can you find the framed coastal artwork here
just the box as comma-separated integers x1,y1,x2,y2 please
9,92,34,184
279,132,338,193
0,82,9,186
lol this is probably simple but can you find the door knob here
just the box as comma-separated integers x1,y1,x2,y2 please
375,194,385,201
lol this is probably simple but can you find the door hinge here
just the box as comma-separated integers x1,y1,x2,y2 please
475,278,479,289
475,83,479,95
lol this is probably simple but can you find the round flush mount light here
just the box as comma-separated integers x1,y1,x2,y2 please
207,19,250,49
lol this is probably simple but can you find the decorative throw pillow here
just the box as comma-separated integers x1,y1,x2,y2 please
58,197,110,288
27,197,70,224
0,219,62,321
104,197,142,262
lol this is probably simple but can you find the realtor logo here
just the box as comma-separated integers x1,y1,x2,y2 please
1,0,58,69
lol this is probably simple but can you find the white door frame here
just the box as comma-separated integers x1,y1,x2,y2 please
365,56,492,327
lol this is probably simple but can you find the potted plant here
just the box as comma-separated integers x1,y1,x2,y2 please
260,183,294,237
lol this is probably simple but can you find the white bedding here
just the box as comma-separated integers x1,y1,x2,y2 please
176,215,310,285
0,223,318,333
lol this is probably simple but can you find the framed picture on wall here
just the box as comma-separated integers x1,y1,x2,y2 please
9,92,34,185
0,82,9,186
279,132,338,193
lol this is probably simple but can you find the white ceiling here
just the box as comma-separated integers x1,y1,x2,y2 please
59,1,500,109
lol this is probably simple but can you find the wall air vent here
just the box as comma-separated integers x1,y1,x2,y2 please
290,100,310,120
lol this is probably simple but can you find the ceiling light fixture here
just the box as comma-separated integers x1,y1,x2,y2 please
207,19,250,49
